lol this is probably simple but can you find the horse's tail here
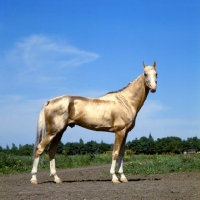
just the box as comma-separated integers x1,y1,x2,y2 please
33,104,46,156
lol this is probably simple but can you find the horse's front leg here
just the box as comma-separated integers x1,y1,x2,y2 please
118,157,128,182
118,138,128,183
110,129,127,183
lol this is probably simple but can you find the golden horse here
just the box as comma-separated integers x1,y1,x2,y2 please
30,61,157,184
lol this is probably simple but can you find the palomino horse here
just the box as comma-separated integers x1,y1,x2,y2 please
30,61,157,184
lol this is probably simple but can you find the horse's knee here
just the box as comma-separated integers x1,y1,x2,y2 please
34,144,44,157
113,151,119,160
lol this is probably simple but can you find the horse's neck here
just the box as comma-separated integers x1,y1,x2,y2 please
100,74,149,112
119,74,149,112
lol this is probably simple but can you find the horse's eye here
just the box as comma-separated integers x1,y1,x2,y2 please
144,73,147,77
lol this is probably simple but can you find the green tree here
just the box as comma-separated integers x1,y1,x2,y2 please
182,137,200,151
155,137,182,154
11,143,18,155
99,140,111,153
56,141,64,154
18,144,34,156
85,140,99,154
145,133,155,154
79,138,87,155
126,138,140,154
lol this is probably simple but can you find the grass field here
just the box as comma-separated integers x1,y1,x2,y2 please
0,152,200,175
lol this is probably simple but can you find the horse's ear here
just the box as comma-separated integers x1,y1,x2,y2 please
142,61,146,68
153,61,156,69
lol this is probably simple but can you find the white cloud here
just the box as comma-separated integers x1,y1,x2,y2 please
7,35,99,68
1,35,99,85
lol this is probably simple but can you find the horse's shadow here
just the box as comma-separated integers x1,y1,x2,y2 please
38,177,161,184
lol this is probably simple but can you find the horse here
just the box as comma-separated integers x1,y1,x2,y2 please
30,61,157,184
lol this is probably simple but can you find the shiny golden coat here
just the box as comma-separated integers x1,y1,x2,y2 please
31,62,157,184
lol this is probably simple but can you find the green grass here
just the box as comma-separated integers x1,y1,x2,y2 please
124,154,200,175
38,153,112,169
0,153,112,174
0,152,200,175
0,152,33,174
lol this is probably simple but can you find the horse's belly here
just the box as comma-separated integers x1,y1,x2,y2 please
69,99,117,131
73,113,113,132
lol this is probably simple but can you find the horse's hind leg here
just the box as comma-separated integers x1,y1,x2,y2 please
31,134,56,184
30,157,40,184
48,132,64,183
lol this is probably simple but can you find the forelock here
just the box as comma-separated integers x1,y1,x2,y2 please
144,66,155,72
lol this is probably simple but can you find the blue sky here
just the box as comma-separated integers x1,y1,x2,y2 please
0,0,199,148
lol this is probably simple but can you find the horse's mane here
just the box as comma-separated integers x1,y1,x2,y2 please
106,82,132,95
105,75,142,95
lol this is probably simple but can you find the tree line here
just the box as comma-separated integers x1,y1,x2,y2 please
1,134,200,156
126,134,200,154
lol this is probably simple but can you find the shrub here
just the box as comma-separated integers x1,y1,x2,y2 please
124,154,200,175
0,152,32,174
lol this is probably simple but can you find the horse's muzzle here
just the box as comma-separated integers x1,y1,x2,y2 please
150,88,156,93
149,85,157,93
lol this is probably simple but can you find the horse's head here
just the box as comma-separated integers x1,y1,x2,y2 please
143,61,157,93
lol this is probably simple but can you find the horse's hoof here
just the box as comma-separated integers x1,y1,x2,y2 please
55,178,62,184
112,179,121,184
120,178,129,183
30,179,37,184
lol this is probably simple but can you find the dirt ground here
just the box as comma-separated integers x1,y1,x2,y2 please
0,164,200,200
